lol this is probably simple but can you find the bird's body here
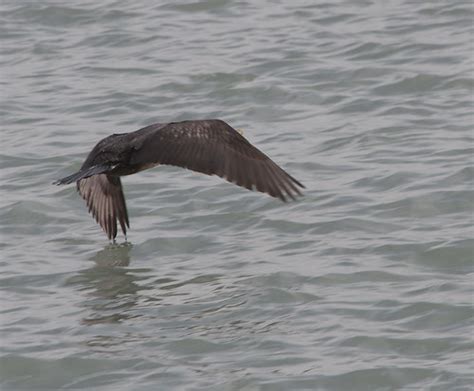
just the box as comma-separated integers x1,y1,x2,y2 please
55,119,304,240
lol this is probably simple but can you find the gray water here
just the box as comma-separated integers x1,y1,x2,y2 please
1,1,473,390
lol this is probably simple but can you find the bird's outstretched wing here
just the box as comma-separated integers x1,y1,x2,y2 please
77,174,129,240
129,119,304,201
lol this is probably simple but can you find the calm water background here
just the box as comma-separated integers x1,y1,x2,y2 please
1,1,473,390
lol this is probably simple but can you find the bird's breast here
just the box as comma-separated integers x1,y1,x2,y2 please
136,162,160,172
108,162,159,177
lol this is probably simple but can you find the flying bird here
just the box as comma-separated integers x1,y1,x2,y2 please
54,119,304,240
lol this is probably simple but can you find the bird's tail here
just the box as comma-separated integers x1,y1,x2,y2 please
53,164,111,185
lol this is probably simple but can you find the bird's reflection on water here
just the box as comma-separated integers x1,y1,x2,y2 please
65,243,280,354
92,241,132,268
66,242,150,325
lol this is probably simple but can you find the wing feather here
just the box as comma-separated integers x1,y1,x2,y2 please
77,174,129,240
130,119,304,201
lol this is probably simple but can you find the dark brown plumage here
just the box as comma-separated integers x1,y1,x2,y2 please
55,119,304,240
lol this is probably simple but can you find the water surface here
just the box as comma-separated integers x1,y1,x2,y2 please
1,1,473,390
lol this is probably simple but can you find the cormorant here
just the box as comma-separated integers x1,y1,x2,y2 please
54,119,304,240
